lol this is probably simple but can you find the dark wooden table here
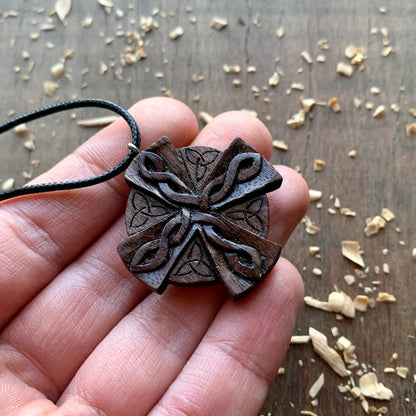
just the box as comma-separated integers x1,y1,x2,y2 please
1,1,415,415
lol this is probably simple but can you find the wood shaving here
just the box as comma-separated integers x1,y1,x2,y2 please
405,122,416,136
303,216,320,235
341,241,365,268
55,0,71,24
97,0,113,9
396,367,409,379
364,215,386,237
382,263,390,274
381,208,395,222
290,335,311,344
291,82,305,91
348,150,357,158
169,26,184,40
328,97,340,113
1,178,15,191
371,86,381,95
223,64,241,74
268,72,279,87
373,105,386,118
272,140,288,151
309,189,322,202
412,248,416,261
344,274,355,285
287,109,305,129
82,16,93,28
312,268,322,277
77,115,118,127
210,17,228,31
309,373,324,399
276,26,285,38
199,111,213,124
43,81,59,97
359,373,394,400
366,102,374,110
376,292,396,303
309,327,351,377
277,367,285,375
50,62,65,78
316,54,326,63
313,159,325,172
13,124,28,136
309,246,320,256
300,97,316,113
304,291,355,319
301,50,313,64
354,295,369,312
337,62,353,77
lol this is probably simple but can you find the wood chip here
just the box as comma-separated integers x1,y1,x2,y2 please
309,246,320,256
373,105,386,118
272,140,288,151
290,335,311,344
276,26,285,38
309,373,324,399
309,327,350,377
287,109,305,129
337,62,353,77
55,0,71,24
43,81,59,97
328,97,340,113
396,366,409,379
354,295,369,312
199,111,213,124
412,248,416,261
376,292,396,303
381,208,395,222
309,189,322,202
1,178,15,191
313,159,325,172
304,291,355,318
210,17,227,31
300,97,316,113
364,215,386,237
277,367,285,375
342,241,365,268
77,115,118,127
50,62,65,78
312,268,322,277
316,54,326,63
169,26,184,40
304,216,320,235
406,122,416,136
359,373,393,400
301,50,313,64
13,123,28,136
291,82,305,91
97,0,113,8
268,72,279,87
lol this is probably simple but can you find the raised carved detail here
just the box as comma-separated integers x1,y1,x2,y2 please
118,136,282,300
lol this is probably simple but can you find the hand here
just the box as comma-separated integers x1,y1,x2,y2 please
0,98,308,416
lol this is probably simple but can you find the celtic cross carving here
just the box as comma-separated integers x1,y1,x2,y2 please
118,136,282,300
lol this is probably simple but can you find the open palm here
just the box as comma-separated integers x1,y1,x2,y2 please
0,98,308,416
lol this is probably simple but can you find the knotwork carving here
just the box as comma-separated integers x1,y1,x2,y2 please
118,136,282,300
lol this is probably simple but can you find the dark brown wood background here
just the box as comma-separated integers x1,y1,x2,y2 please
1,1,415,415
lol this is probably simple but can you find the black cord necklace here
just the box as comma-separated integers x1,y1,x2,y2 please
0,99,282,300
0,99,140,201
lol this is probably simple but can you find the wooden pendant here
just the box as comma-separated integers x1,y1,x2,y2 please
118,137,282,300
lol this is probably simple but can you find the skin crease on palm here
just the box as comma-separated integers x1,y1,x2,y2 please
0,97,309,416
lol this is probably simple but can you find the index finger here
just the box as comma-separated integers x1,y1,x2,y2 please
0,97,199,328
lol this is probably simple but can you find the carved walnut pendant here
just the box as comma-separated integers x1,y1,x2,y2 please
118,136,282,300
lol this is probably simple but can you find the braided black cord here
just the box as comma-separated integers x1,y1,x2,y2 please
0,99,140,202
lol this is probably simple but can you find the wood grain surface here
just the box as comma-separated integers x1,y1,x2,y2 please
0,1,415,415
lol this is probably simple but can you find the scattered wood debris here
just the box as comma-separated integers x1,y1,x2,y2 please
169,26,184,40
210,17,228,31
13,124,28,136
396,366,409,379
77,115,118,127
303,216,320,235
376,292,396,303
301,50,313,64
309,373,324,399
373,105,386,118
328,97,340,113
55,0,71,24
341,241,365,268
43,81,59,97
1,178,15,191
337,62,353,77
309,327,351,377
300,97,316,113
313,159,325,171
290,335,311,344
272,140,288,151
364,215,386,237
304,291,355,318
268,72,279,87
199,111,213,124
287,109,305,129
405,122,416,136
359,373,394,400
